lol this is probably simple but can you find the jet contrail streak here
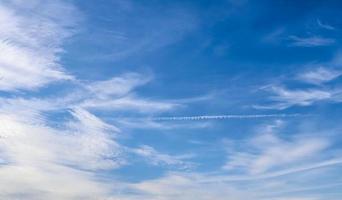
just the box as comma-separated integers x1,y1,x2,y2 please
114,114,311,121
151,114,306,121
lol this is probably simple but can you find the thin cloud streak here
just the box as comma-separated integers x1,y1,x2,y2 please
289,35,335,47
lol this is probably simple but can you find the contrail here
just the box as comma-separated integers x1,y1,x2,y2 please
114,113,311,121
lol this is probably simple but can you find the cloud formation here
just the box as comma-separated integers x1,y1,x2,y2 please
0,0,78,91
297,67,342,85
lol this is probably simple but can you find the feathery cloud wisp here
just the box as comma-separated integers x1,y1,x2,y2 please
223,121,330,174
297,67,342,85
0,0,78,91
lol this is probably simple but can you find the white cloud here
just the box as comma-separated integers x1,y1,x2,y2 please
223,121,330,174
85,73,151,98
50,73,180,113
132,145,195,170
62,108,125,170
271,86,332,105
0,164,110,200
0,0,77,91
256,86,333,109
297,67,342,85
249,138,328,174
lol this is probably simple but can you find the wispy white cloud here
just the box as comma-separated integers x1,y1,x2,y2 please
0,0,78,91
297,67,342,85
289,35,335,47
84,73,151,98
223,121,330,174
64,108,125,170
131,145,195,170
0,72,178,119
255,85,333,109
53,73,179,113
317,19,335,30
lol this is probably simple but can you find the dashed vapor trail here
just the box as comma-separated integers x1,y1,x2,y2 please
113,113,311,121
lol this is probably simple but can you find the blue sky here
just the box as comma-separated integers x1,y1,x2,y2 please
1,0,342,199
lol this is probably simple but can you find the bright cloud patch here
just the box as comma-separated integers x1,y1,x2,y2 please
0,0,76,91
